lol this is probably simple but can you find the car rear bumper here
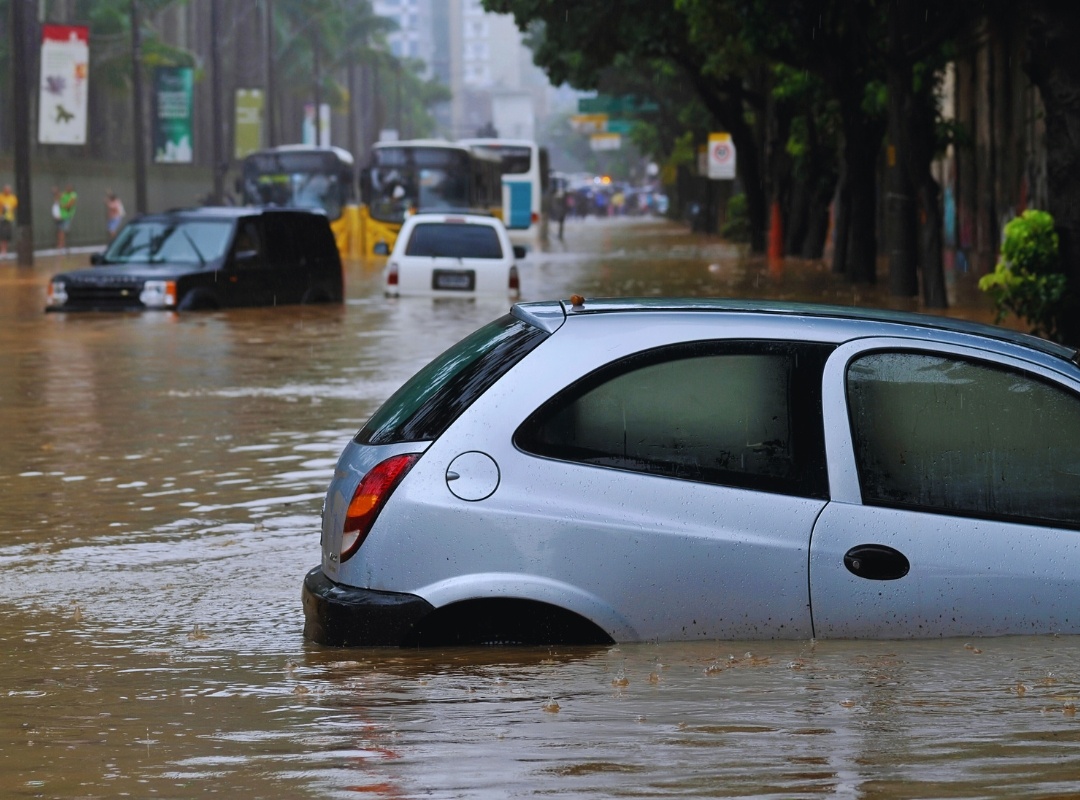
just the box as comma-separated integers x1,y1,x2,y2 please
301,566,434,647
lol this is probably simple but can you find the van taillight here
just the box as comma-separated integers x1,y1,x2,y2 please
386,262,399,286
509,265,520,292
339,453,420,563
531,211,539,224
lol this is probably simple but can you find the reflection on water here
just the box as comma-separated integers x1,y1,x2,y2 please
0,220,1065,798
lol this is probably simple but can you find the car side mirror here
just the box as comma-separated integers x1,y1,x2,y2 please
234,249,260,265
90,252,105,266
513,245,527,260
373,241,390,256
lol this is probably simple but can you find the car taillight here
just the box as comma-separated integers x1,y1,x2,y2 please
386,262,399,286
339,453,420,563
509,265,520,292
531,211,539,224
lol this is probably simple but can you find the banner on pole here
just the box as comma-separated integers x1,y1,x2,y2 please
154,67,194,163
235,89,264,159
38,25,89,145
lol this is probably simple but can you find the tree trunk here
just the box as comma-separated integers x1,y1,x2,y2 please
1025,1,1080,344
840,116,882,283
722,107,768,254
832,165,851,276
885,31,919,297
917,175,948,308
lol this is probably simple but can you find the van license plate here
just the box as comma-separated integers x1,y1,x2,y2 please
432,270,476,291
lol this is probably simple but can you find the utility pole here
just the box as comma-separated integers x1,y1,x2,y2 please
12,0,34,265
313,25,322,146
210,0,224,203
131,0,148,214
265,0,276,147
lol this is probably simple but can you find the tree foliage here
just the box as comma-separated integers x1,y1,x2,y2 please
979,210,1067,341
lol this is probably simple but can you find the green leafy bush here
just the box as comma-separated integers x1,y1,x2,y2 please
721,192,750,242
978,209,1067,341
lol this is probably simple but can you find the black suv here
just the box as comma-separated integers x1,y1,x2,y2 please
46,206,343,311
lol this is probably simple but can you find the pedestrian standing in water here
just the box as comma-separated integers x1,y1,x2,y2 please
104,190,125,241
0,184,17,257
56,183,77,250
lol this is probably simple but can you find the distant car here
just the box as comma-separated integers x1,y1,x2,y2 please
381,212,524,298
303,298,1080,647
45,206,343,312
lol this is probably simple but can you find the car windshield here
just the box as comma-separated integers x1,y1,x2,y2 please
103,219,233,265
404,223,504,259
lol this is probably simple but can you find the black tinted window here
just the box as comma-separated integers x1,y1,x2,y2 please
516,341,831,498
405,223,504,259
356,314,547,445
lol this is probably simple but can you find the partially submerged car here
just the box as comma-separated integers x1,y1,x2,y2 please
382,212,523,298
303,298,1080,647
46,206,343,312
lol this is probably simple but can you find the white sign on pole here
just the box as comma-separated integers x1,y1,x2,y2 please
38,25,89,145
707,132,736,180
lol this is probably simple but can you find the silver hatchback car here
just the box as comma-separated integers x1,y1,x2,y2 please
302,297,1080,647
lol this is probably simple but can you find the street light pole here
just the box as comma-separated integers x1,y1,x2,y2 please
12,0,34,265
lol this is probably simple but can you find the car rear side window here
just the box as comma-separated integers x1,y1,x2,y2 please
847,351,1080,528
356,313,547,445
515,341,831,499
405,223,504,259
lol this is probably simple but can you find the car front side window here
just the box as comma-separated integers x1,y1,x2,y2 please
846,351,1080,528
515,341,831,498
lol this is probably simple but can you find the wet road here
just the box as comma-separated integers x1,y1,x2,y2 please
3,217,1079,798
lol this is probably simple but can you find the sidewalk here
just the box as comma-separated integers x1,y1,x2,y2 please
0,244,103,266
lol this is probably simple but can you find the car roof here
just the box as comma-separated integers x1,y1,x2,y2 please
138,206,325,222
405,212,502,226
511,297,1080,365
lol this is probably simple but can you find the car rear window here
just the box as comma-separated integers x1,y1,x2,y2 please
405,223,504,259
355,313,548,445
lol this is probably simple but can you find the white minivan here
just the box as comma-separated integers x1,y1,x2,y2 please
383,212,524,298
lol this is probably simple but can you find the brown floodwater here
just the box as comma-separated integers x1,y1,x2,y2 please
2,217,1077,799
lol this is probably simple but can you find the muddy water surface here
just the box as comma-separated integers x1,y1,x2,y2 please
2,218,1078,798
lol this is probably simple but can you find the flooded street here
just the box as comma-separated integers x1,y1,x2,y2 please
3,216,1080,798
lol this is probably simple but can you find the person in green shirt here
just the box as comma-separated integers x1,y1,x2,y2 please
56,183,77,250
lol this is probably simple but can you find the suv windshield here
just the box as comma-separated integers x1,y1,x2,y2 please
356,313,548,445
104,219,233,265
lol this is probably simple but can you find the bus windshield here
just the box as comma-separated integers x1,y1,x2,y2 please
240,151,348,220
367,146,472,223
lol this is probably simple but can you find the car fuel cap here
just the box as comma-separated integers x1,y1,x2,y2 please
445,451,500,501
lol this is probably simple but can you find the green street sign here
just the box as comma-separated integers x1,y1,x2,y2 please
605,119,635,134
577,95,659,116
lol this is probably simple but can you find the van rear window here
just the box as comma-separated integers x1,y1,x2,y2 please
405,223,504,259
355,314,547,445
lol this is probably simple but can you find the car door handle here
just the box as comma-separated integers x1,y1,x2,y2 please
843,544,910,581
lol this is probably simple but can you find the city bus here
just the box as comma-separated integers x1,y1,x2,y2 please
458,138,550,249
237,145,362,260
360,139,504,255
